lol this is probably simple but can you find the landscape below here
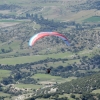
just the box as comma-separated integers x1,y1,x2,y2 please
0,0,100,100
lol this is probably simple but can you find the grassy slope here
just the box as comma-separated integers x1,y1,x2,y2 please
0,51,71,65
56,73,100,93
32,73,76,82
15,73,77,90
84,16,100,22
0,0,99,61
34,73,100,99
0,92,10,96
0,70,11,80
15,84,43,89
0,46,99,65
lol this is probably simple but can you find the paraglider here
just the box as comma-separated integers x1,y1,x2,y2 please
29,32,70,46
28,32,70,74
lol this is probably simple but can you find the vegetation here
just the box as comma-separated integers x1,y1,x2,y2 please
0,0,100,100
57,73,100,94
0,70,11,81
28,73,100,100
84,16,100,22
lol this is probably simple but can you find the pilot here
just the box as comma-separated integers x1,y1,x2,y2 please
46,68,51,74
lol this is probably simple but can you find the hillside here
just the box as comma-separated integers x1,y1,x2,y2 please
0,54,100,99
57,73,100,94
0,0,100,60
0,16,100,61
25,73,100,100
0,0,100,21
0,0,100,100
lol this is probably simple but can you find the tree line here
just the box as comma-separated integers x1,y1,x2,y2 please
0,54,100,86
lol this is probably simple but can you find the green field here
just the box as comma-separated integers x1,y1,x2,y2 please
0,19,25,23
15,74,77,89
0,70,11,80
32,73,77,83
32,73,64,81
15,84,43,89
0,40,21,51
47,59,80,68
84,16,100,22
0,46,99,65
0,92,10,96
0,51,72,65
0,92,11,100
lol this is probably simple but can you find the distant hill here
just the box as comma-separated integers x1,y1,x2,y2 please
56,73,100,94
0,0,99,64
0,0,99,20
34,72,100,96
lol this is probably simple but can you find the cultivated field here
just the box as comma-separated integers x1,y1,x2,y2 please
84,16,100,22
15,84,43,89
0,46,99,65
0,70,11,80
0,19,29,28
32,73,77,83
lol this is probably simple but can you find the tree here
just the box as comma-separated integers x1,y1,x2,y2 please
1,49,5,53
81,93,94,100
25,97,35,100
97,94,100,99
70,94,75,99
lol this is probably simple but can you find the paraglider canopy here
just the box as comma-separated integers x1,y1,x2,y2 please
29,32,70,47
